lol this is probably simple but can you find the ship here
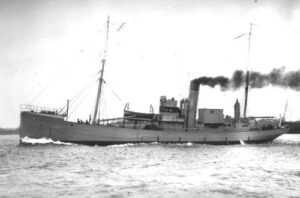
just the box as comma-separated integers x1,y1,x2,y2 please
19,18,288,145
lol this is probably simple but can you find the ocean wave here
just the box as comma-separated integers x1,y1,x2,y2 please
274,134,300,145
20,136,74,146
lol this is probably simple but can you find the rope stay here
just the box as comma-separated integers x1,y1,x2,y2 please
58,74,98,114
69,80,97,117
28,70,64,105
103,80,123,102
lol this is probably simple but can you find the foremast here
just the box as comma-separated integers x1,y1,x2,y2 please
92,16,110,124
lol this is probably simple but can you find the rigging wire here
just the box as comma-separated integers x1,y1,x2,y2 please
69,81,97,118
58,74,98,113
69,75,98,104
94,80,123,123
99,91,108,122
103,81,123,102
97,83,104,121
104,93,108,121
28,70,63,104
69,81,96,112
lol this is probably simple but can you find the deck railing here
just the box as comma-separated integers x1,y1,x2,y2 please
20,104,63,115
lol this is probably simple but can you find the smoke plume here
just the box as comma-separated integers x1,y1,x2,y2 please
192,67,300,91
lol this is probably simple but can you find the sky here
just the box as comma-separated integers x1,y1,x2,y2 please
0,0,300,128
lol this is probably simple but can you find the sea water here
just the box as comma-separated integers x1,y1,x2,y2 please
0,134,299,198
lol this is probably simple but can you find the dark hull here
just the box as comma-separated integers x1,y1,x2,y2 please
19,111,287,146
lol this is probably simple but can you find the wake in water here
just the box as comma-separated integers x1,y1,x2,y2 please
20,136,74,146
240,140,246,145
107,142,161,148
107,143,138,148
107,142,195,148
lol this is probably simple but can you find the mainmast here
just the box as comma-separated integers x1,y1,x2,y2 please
92,16,110,124
243,23,253,118
243,71,250,118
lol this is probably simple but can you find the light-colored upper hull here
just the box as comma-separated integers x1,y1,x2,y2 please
20,112,287,145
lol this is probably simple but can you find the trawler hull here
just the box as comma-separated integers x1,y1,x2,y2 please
20,111,287,146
